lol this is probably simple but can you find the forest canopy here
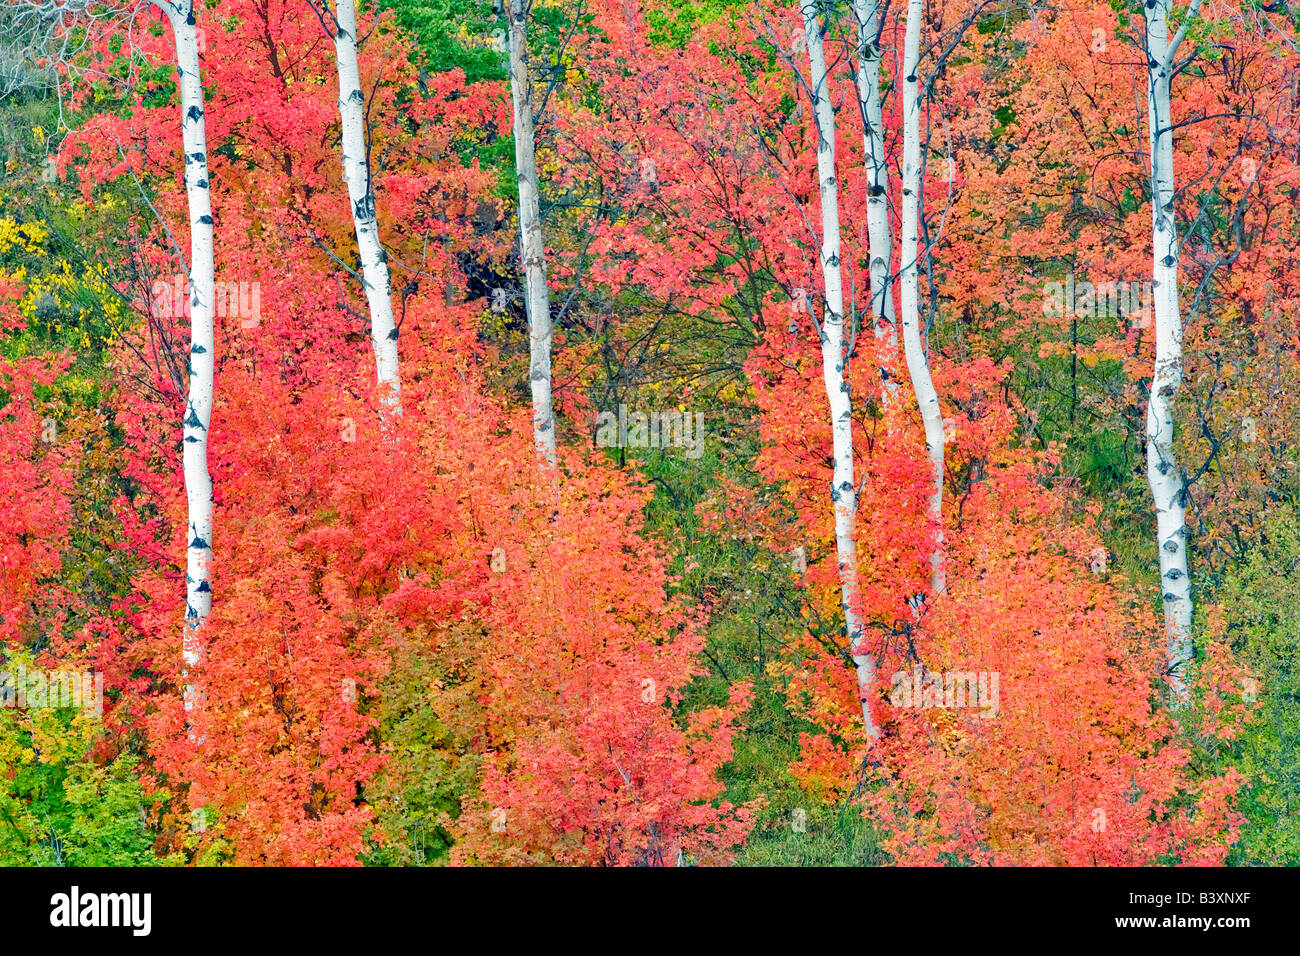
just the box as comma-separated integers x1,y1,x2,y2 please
0,0,1296,867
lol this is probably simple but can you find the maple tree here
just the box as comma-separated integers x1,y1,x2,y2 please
0,281,74,649
0,0,1295,870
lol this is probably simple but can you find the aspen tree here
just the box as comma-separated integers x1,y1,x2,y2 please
324,0,402,416
155,0,216,720
801,0,877,738
852,0,896,365
508,0,557,466
898,0,947,595
1144,0,1204,701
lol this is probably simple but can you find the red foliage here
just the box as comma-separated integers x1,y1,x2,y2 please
56,0,753,864
0,282,74,649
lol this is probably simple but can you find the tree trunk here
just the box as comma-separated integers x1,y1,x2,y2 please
802,3,877,740
899,0,946,595
163,1,214,723
333,0,401,416
852,0,897,366
1145,0,1201,702
508,0,557,467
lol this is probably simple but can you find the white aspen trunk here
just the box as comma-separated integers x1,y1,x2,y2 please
508,0,557,467
899,0,946,595
852,0,897,363
162,1,214,722
1145,0,1200,702
802,3,877,740
332,0,402,415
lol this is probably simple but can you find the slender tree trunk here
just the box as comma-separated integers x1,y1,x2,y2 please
162,0,214,722
332,0,401,415
508,0,557,467
899,0,946,595
802,2,877,739
852,0,897,365
1145,0,1202,702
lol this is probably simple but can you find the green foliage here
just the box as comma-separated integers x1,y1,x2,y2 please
373,0,504,83
642,0,750,48
738,799,884,866
1219,505,1300,865
633,434,882,864
0,99,139,404
0,668,162,866
362,635,481,866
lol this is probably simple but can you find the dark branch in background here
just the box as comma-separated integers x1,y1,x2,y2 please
532,0,586,121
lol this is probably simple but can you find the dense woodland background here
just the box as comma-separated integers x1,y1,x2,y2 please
0,0,1298,866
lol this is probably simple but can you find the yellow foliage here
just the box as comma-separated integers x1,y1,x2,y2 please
0,217,48,256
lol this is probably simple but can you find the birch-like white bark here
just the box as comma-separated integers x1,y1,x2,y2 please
852,0,897,371
332,0,401,415
161,0,213,721
508,0,557,467
802,3,877,739
899,0,946,595
1145,0,1201,702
